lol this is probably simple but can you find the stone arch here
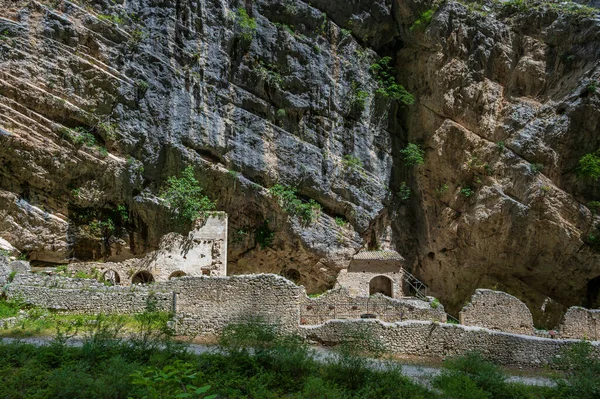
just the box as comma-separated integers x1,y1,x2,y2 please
586,275,600,308
169,271,186,280
281,268,301,283
132,270,155,284
369,275,393,297
103,269,120,286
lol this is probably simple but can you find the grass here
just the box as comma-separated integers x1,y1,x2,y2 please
0,311,598,398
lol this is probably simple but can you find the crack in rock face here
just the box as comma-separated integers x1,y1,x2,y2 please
0,0,599,326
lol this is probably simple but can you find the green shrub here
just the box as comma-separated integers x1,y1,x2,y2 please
235,7,257,41
269,184,321,224
159,166,216,224
131,360,217,399
255,220,275,249
554,341,600,399
430,298,440,309
370,57,415,105
578,151,600,180
496,141,505,150
342,154,364,172
400,143,425,166
398,181,411,201
530,163,543,175
335,217,348,228
588,201,600,215
410,9,434,31
461,187,475,197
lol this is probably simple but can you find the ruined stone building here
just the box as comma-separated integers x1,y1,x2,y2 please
335,250,405,299
69,213,228,285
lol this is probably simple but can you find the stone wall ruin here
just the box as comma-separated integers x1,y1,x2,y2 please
459,289,535,335
69,213,228,285
560,307,600,340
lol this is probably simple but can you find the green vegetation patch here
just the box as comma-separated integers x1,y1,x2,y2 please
159,166,216,224
269,184,321,224
370,57,415,105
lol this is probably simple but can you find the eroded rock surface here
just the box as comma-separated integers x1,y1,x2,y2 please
0,0,599,325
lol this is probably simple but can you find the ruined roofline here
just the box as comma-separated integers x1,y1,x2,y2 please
352,250,404,261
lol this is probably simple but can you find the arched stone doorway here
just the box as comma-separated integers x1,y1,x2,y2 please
369,275,393,297
587,275,600,308
103,270,120,286
169,271,186,280
132,270,155,284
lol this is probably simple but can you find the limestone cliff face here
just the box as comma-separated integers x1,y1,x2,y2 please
0,0,598,326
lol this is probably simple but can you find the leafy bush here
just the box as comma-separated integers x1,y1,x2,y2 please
588,201,600,215
530,163,544,175
398,181,411,201
131,360,217,399
255,220,275,249
554,341,600,399
461,187,475,197
335,216,348,228
578,151,600,180
269,184,321,224
400,143,425,166
370,57,415,105
235,7,257,41
410,9,434,31
159,166,216,224
342,154,365,174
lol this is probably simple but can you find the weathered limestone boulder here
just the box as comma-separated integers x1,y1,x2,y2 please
560,307,600,341
459,289,535,335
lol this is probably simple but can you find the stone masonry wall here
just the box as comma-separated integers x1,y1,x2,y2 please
300,288,446,324
6,274,172,314
459,289,535,335
560,307,600,340
301,319,600,368
164,274,303,336
335,269,404,298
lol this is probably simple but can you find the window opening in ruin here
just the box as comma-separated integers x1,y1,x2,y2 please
169,271,186,280
132,270,155,284
281,268,301,283
369,275,393,297
103,270,120,286
586,275,600,308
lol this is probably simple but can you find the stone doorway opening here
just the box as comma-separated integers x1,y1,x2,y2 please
586,275,600,309
103,270,120,286
132,270,155,284
369,275,393,297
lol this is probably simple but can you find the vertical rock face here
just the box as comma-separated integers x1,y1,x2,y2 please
0,0,599,324
396,0,600,326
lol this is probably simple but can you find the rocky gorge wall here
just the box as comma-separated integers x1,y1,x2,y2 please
0,0,600,327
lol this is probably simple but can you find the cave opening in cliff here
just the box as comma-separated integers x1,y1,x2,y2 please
369,276,393,297
132,270,155,284
586,275,600,309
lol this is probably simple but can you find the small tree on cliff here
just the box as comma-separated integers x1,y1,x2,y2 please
159,166,216,224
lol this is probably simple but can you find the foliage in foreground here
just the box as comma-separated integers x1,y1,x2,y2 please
0,312,599,398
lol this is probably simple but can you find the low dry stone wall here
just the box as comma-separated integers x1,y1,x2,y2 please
459,289,535,335
560,307,600,340
300,288,446,324
5,274,172,314
301,319,600,367
165,274,303,336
